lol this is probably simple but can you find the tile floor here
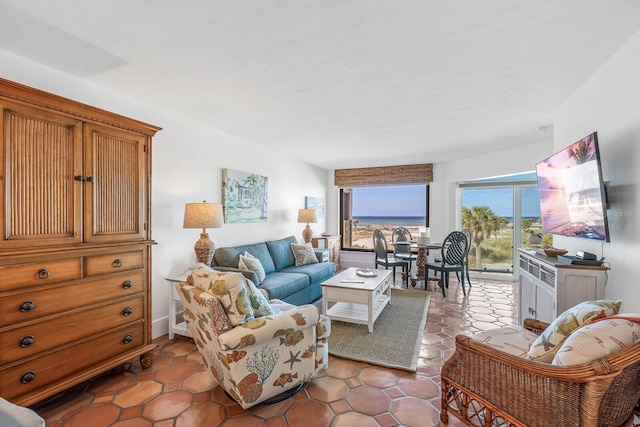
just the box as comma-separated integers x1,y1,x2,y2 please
31,275,519,427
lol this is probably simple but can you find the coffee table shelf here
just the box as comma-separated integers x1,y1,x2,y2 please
321,268,392,332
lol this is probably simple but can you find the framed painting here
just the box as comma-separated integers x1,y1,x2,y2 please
222,169,268,223
305,196,325,219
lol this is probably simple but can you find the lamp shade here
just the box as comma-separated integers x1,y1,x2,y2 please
297,208,318,224
183,202,224,229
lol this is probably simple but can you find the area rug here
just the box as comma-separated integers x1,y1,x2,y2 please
327,288,430,372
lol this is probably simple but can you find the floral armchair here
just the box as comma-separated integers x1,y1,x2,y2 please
176,266,330,409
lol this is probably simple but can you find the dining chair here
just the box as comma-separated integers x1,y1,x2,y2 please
373,229,409,285
457,228,472,289
391,226,418,272
425,230,468,297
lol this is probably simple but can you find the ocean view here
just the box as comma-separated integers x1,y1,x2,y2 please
352,216,426,226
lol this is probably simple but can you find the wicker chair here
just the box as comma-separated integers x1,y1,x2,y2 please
440,318,640,427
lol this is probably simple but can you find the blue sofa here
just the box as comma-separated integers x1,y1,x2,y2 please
211,235,336,306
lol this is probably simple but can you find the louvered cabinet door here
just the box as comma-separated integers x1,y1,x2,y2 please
0,102,83,248
83,123,147,243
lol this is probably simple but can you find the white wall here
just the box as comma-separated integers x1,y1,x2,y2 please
0,50,330,338
554,30,640,313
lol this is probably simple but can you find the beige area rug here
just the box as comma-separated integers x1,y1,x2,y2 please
327,288,430,372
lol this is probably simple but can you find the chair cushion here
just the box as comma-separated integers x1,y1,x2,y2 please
188,266,255,326
238,251,266,283
551,315,640,366
471,325,539,358
528,299,622,363
177,282,233,335
291,243,319,266
245,280,274,317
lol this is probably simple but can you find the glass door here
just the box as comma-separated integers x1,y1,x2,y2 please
461,187,514,273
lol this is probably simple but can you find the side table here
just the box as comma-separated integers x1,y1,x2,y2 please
165,274,191,339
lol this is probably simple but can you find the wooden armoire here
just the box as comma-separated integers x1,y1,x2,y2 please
0,78,161,406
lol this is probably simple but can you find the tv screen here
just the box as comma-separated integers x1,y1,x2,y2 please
535,132,610,242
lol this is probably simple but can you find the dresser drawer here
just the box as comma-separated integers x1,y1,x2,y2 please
0,322,145,401
85,250,144,277
0,271,144,327
0,296,144,364
0,258,81,291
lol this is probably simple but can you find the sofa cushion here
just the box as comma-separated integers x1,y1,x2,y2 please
551,315,640,366
280,262,336,286
238,251,266,283
260,271,310,301
266,236,298,271
213,242,276,275
188,267,255,326
528,299,622,363
291,243,319,266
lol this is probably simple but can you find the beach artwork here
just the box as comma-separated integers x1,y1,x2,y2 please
222,168,268,223
305,196,325,219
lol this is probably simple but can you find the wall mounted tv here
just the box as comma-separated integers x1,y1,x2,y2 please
535,132,610,242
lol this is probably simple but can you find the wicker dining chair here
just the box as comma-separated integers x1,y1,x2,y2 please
441,318,640,427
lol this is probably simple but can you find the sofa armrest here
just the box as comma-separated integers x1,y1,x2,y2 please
218,304,320,350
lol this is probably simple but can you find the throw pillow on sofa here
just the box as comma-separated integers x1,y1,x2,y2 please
291,243,319,266
188,266,255,326
551,315,640,366
238,251,266,283
528,299,622,363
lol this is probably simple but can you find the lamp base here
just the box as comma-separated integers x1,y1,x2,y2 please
302,224,313,244
194,232,215,265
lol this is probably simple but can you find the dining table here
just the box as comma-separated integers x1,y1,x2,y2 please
389,240,442,288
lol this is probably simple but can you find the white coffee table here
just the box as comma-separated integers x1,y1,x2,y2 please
321,267,392,332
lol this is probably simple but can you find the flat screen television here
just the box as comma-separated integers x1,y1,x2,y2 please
535,132,610,242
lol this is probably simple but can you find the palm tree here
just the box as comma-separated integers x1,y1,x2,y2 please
462,206,502,269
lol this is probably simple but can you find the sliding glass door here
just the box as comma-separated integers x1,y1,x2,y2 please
460,176,545,276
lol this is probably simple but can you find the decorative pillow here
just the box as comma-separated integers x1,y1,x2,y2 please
528,300,622,362
291,243,319,266
238,251,266,283
471,326,539,358
177,282,232,335
244,278,274,317
552,315,640,366
188,266,255,326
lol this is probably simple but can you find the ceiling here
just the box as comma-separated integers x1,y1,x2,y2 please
2,1,640,170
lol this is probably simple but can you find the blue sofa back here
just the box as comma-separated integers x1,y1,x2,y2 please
212,235,300,274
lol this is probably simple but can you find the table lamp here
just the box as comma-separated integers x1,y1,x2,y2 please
183,201,223,265
297,208,318,243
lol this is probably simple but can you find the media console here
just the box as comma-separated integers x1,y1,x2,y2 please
517,249,608,325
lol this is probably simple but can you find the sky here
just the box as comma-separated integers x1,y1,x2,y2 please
351,184,541,218
352,185,426,217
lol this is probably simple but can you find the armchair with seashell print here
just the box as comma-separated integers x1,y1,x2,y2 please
176,265,331,409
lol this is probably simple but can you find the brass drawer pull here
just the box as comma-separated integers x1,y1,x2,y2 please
20,335,35,348
38,269,50,279
122,307,133,316
122,280,133,289
123,334,133,344
19,301,35,312
21,371,36,384
113,259,122,268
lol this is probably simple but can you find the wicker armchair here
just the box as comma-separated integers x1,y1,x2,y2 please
441,319,640,427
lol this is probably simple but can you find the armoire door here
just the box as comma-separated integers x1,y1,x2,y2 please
83,123,147,243
0,101,83,248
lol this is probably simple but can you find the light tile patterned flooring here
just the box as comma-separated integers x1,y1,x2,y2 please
31,275,519,427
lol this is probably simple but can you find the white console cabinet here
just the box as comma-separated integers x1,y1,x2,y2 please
517,249,608,325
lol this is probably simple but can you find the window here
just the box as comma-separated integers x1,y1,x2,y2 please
340,185,429,250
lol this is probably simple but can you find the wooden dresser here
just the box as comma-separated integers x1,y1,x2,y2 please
0,79,161,406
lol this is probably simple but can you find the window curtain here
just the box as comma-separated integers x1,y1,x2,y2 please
334,164,433,187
